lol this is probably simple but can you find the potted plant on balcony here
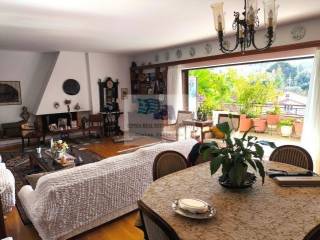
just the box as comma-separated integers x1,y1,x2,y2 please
293,119,303,137
267,105,281,124
279,119,294,137
239,109,253,132
200,122,276,188
251,111,267,133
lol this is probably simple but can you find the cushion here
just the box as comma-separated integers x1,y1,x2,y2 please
137,99,148,114
210,126,225,139
146,99,160,114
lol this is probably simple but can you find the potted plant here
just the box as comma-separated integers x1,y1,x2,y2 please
250,111,267,133
239,110,252,132
267,105,281,125
279,119,294,137
51,140,69,159
293,119,303,137
200,122,276,188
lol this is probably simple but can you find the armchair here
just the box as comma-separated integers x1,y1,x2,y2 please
21,121,45,152
161,111,193,141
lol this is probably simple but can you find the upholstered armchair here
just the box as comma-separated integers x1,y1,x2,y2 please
161,111,193,141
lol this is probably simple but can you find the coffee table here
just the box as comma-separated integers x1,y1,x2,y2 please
29,147,102,172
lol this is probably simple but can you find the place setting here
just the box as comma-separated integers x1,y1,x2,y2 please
172,198,216,220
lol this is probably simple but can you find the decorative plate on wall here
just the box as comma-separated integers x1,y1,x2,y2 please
63,79,80,95
176,49,182,59
189,47,196,57
205,43,213,54
291,26,306,41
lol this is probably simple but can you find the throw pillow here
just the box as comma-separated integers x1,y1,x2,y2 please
137,99,148,114
210,126,225,139
146,99,160,114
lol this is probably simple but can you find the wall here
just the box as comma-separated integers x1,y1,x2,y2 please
133,18,320,66
0,50,57,124
86,53,132,130
36,51,91,115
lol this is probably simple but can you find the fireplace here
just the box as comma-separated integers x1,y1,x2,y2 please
40,112,79,133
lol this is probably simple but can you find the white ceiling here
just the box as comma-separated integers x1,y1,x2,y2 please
0,0,319,54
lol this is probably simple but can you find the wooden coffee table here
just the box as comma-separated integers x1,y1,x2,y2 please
29,147,102,172
29,150,74,172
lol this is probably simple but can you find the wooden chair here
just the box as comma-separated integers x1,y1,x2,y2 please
137,200,180,240
20,121,45,152
153,151,188,181
269,145,313,171
161,111,193,141
83,113,104,137
304,225,320,240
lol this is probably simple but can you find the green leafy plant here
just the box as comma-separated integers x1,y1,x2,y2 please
200,122,276,187
279,119,294,127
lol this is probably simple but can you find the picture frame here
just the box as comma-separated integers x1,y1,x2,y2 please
121,88,128,100
0,81,22,105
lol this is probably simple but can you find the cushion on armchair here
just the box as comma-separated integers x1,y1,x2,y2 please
137,99,149,114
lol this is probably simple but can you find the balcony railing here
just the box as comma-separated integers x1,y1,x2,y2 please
222,103,306,118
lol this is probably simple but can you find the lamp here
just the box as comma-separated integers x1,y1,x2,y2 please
211,0,279,54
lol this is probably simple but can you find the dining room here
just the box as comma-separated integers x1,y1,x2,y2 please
137,121,320,240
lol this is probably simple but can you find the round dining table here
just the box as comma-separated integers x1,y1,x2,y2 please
141,161,320,240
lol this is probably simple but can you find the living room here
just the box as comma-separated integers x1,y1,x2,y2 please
1,1,320,240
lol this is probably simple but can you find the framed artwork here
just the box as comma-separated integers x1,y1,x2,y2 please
121,88,128,100
0,81,22,105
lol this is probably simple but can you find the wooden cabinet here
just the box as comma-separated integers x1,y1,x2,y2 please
130,62,168,96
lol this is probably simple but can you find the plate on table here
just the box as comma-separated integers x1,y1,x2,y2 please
172,199,216,219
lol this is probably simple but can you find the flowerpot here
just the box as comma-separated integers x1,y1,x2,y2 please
280,126,293,137
55,151,64,159
219,172,256,189
239,115,252,132
266,114,280,125
294,121,303,137
253,119,267,133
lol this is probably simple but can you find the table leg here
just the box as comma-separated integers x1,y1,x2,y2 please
185,125,187,140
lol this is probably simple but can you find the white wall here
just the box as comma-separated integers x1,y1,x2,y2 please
0,50,57,124
36,51,91,115
87,53,132,130
133,18,320,66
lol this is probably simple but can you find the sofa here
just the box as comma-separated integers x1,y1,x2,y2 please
18,139,197,240
128,112,167,138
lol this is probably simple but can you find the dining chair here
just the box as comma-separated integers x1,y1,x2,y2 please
304,224,320,240
269,145,313,171
153,151,188,181
137,200,180,240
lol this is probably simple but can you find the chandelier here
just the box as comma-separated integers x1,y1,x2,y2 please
211,0,279,53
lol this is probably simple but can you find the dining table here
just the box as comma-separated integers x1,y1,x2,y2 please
141,161,320,240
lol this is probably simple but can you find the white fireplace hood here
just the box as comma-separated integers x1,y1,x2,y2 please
35,51,91,115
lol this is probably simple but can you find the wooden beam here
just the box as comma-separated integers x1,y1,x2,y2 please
136,40,320,70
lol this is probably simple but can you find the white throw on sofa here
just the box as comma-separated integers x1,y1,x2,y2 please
18,139,197,240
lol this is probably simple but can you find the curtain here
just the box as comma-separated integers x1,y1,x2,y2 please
167,65,183,124
301,50,320,173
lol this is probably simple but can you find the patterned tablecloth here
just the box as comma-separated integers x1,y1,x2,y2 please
142,161,320,240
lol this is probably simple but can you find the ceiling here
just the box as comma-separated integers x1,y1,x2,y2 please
0,0,319,54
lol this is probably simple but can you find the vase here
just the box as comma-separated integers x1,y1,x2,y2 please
218,165,256,189
54,151,64,159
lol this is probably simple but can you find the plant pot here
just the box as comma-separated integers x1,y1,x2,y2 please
239,115,252,132
294,121,303,137
253,119,267,133
219,172,256,189
280,126,293,137
266,114,280,125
